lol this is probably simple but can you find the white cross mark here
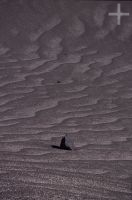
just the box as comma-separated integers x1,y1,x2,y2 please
108,3,130,25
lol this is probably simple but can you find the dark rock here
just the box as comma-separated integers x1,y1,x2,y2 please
51,134,74,150
60,134,74,150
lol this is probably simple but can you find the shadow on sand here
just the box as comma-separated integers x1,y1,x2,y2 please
51,136,72,150
51,145,72,150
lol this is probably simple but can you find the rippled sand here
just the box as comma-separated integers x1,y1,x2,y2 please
0,0,132,199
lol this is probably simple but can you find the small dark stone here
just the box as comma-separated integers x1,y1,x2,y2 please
60,134,74,150
51,134,74,150
57,80,61,83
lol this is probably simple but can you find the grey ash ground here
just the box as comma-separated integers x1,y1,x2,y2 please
0,0,132,199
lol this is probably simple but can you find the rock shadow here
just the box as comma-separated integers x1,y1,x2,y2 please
51,136,72,151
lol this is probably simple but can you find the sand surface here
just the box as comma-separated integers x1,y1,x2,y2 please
0,0,132,199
